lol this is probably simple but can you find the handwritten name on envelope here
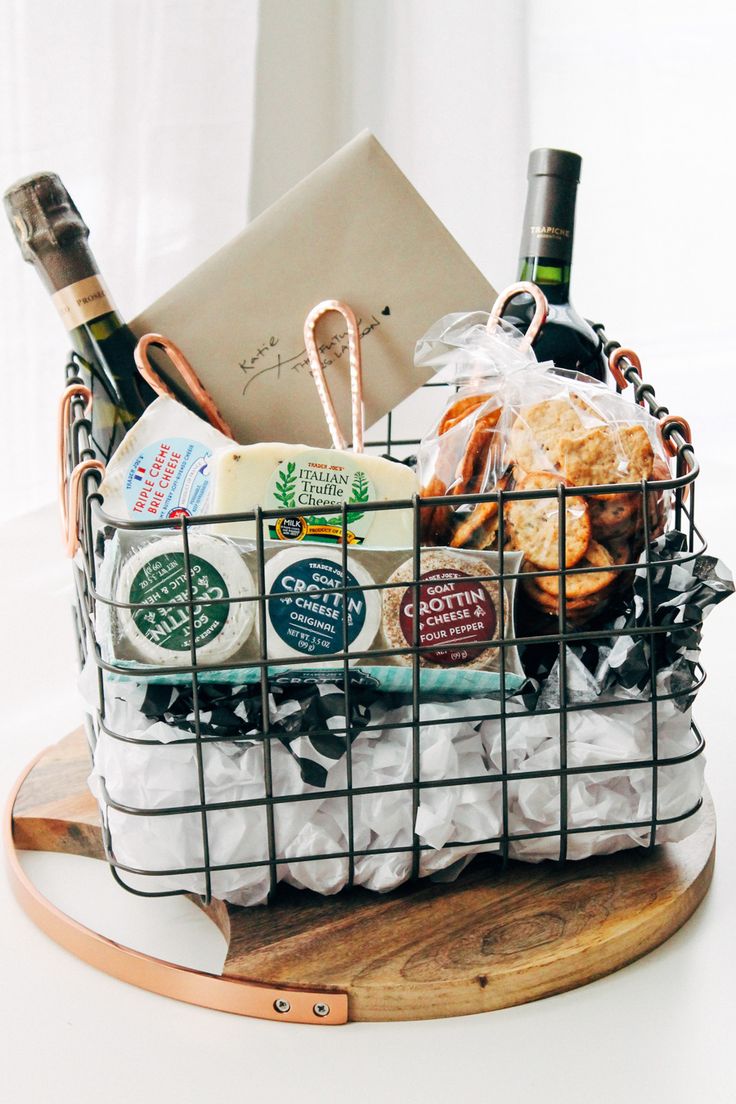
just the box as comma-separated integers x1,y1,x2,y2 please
132,133,495,447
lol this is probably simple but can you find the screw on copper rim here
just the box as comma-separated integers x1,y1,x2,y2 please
609,347,643,398
303,300,364,452
486,281,549,351
58,383,92,546
659,414,692,459
134,333,234,437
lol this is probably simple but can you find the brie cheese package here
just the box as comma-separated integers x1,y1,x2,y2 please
97,396,234,522
210,443,418,547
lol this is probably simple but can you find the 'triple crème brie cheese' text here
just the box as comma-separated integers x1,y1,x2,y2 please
97,396,234,522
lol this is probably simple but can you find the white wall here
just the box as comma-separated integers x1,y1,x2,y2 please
250,0,529,288
524,0,736,546
251,0,735,347
526,0,735,348
0,0,259,519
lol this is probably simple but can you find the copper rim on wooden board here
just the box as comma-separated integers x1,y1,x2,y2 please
4,747,348,1026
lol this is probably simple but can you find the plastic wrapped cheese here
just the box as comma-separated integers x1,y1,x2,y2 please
95,538,523,691
97,396,234,522
114,533,256,667
210,443,418,547
263,546,381,662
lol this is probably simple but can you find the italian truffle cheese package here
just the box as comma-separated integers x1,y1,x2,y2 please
209,443,418,548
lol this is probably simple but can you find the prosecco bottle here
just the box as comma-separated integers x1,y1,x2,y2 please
4,171,158,461
504,148,608,383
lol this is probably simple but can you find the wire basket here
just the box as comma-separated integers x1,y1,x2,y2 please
60,332,706,907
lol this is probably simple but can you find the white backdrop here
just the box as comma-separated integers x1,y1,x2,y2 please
1,0,735,533
0,0,259,519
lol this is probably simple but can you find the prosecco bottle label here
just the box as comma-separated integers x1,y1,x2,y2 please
51,274,113,329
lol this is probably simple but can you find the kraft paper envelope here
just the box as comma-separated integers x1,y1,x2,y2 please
131,131,496,447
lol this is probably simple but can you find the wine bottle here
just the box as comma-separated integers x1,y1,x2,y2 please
4,171,158,461
504,148,608,383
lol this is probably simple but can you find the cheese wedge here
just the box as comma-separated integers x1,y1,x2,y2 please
211,443,418,548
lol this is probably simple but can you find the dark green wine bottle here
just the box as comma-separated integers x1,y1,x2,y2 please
504,148,608,383
4,171,158,461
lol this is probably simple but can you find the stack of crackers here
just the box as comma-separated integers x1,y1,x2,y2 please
420,392,669,624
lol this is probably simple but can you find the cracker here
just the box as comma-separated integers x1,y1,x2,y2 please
647,457,671,538
533,539,616,599
505,471,591,570
437,394,494,436
452,409,501,493
419,476,451,546
508,399,586,473
450,470,511,550
606,537,632,566
647,495,667,539
450,501,498,549
604,536,637,593
521,568,613,619
588,492,641,540
565,597,612,625
651,457,671,481
557,423,654,488
436,399,500,437
620,425,656,480
422,400,504,547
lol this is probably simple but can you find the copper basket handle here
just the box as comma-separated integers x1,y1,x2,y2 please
609,347,647,405
57,384,105,556
659,414,693,459
303,300,364,453
135,333,233,438
486,281,548,351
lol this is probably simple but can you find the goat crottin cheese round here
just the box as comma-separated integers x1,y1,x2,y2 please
264,547,380,662
382,549,502,669
116,534,255,666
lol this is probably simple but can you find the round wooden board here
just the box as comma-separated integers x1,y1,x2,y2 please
6,728,715,1024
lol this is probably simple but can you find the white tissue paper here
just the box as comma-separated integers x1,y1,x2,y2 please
81,659,704,907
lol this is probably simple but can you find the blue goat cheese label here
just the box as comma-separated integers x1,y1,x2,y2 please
267,555,367,656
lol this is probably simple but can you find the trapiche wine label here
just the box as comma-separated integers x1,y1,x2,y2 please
51,274,113,329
